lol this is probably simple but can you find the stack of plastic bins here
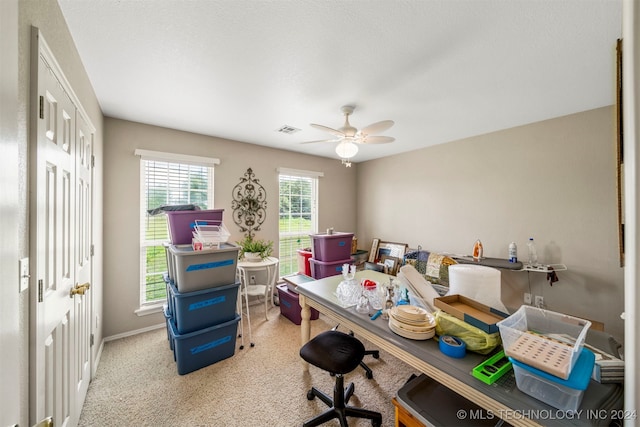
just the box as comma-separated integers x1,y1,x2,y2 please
308,232,354,279
164,242,241,375
496,305,594,413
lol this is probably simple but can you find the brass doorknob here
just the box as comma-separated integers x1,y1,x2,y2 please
70,282,91,297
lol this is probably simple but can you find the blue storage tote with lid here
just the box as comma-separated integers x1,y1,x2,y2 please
168,281,240,334
168,314,240,375
509,347,595,413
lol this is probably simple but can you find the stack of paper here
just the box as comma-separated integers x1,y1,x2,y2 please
584,342,624,384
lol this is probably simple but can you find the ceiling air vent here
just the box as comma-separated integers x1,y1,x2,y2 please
276,125,301,135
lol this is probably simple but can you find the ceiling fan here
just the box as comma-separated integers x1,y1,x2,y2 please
302,105,395,166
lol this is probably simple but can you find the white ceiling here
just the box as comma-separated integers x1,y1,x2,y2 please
56,0,622,163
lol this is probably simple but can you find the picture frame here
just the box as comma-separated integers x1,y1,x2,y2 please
368,238,380,263
380,255,400,276
376,241,408,263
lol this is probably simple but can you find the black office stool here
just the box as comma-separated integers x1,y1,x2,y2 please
334,326,379,379
300,330,383,427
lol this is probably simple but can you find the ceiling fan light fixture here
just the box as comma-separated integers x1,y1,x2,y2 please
335,140,358,158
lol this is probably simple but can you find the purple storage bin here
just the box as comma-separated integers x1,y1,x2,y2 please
310,232,354,262
309,258,353,279
166,209,224,245
277,284,319,325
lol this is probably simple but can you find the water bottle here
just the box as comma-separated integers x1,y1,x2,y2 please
508,242,517,263
527,238,538,266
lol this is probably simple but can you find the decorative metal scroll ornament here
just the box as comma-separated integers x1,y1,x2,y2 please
231,168,267,239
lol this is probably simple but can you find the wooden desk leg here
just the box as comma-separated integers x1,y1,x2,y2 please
299,294,311,372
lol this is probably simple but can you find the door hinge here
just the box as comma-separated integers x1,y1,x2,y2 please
90,334,94,347
38,279,43,302
91,155,95,168
39,96,44,119
90,244,94,257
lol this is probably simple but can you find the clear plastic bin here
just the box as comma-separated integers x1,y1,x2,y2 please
497,305,591,380
510,347,595,413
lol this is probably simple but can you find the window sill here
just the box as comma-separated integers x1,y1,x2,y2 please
135,302,165,317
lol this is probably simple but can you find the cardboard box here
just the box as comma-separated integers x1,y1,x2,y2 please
434,294,508,334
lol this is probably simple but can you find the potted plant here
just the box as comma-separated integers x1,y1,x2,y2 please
237,235,274,261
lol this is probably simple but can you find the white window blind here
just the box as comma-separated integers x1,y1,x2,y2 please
136,150,217,305
278,170,320,276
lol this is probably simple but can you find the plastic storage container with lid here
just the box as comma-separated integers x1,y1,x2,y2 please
168,314,240,375
396,373,511,426
496,305,591,380
309,258,353,280
276,284,319,325
167,281,239,334
168,243,240,292
166,208,224,245
310,232,354,262
509,347,595,413
297,249,312,276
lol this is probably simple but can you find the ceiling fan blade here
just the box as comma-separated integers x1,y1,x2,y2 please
358,135,395,144
310,123,345,137
360,120,394,136
300,138,340,145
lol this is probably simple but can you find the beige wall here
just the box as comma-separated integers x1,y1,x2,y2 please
357,106,624,341
103,118,357,337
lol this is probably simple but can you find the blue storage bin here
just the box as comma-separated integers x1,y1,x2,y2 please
168,281,239,334
163,273,174,316
163,305,174,351
168,314,240,375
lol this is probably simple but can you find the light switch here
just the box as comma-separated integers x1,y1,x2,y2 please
19,257,29,292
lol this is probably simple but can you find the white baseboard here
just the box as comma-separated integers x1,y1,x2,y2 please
104,322,166,342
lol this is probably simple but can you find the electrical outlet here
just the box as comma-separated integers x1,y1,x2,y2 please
524,293,532,305
535,295,544,308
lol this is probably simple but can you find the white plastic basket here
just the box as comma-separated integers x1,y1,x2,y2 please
496,305,591,380
192,221,230,248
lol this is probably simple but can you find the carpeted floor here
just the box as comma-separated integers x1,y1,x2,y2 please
79,304,418,426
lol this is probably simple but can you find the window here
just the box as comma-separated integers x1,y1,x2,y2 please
135,150,218,306
278,168,322,276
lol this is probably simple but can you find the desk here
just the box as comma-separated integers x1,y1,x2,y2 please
296,270,623,427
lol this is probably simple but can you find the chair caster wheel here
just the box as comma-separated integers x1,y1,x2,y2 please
372,353,380,359
366,371,373,380
306,390,315,400
372,420,381,427
239,345,244,350
250,342,255,347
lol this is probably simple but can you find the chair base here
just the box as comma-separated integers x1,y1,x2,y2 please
360,349,380,379
303,374,382,427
